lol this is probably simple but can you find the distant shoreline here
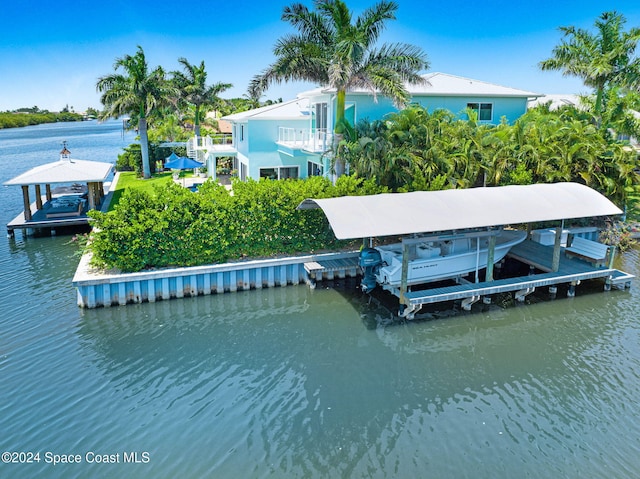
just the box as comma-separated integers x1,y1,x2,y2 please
0,112,86,129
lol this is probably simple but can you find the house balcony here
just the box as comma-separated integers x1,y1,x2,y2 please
187,134,236,161
276,127,333,154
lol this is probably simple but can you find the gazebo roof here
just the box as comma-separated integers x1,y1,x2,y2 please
4,158,114,186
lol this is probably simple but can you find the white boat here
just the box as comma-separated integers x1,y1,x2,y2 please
360,229,527,292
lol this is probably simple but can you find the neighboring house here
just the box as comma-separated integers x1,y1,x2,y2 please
528,94,639,150
528,93,582,110
196,72,541,181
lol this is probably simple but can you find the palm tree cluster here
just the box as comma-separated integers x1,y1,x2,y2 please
540,11,640,131
97,46,232,179
96,5,640,209
340,104,638,208
251,0,429,176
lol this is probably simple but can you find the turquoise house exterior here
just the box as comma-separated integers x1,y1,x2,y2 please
205,72,541,181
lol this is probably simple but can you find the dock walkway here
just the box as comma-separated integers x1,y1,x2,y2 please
401,240,634,309
304,256,360,285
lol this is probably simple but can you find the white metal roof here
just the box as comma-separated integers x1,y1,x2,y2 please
528,94,583,110
4,158,114,186
409,72,541,98
298,183,622,240
222,98,310,122
298,72,541,99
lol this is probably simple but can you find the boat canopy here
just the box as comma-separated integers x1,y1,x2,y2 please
297,182,622,240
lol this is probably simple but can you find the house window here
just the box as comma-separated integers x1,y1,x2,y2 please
467,103,493,121
313,102,328,131
307,161,323,177
240,124,245,141
259,166,299,180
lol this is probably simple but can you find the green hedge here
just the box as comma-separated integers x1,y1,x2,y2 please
88,176,387,272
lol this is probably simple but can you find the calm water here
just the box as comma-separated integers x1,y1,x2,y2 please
1,122,640,479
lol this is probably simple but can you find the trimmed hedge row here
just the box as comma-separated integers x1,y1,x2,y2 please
88,176,387,272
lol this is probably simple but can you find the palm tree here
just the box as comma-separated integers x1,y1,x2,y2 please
243,83,263,110
251,0,429,176
97,46,172,179
539,11,640,121
172,58,232,138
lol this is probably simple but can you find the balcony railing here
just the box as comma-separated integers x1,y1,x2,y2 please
187,135,235,160
277,127,332,153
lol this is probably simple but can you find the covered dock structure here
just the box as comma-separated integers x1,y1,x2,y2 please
4,146,113,237
299,182,634,317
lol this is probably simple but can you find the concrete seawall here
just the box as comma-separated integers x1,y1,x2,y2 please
73,250,360,308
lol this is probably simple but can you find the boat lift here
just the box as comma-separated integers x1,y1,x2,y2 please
298,183,634,318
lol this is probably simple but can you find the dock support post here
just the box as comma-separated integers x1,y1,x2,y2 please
462,295,480,311
21,185,32,221
549,286,558,299
515,287,535,302
34,184,43,210
604,246,616,290
567,282,576,297
551,222,563,272
485,233,496,282
399,242,410,310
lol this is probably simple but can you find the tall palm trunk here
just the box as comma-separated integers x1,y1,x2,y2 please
139,116,151,179
194,106,201,138
333,89,347,178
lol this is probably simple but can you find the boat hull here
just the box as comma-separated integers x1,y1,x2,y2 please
374,230,527,289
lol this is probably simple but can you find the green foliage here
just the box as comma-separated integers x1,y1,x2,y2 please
539,11,640,120
599,221,637,251
88,177,387,272
115,144,141,172
0,111,84,129
342,104,639,208
505,162,533,185
116,143,187,176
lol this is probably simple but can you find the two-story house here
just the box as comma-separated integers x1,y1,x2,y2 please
196,72,541,182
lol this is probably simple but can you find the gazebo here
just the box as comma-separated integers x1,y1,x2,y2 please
4,144,114,236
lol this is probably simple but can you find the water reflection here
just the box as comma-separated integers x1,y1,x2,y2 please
76,273,640,477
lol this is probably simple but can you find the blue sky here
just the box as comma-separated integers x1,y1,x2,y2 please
2,0,640,112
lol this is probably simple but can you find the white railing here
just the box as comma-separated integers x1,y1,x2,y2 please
278,128,332,152
187,135,234,160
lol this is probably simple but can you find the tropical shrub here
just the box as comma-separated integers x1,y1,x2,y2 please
88,176,387,272
341,104,639,208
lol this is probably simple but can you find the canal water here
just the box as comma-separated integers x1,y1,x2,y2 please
1,121,640,478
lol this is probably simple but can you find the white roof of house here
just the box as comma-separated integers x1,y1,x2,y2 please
298,182,621,240
298,72,541,99
528,94,583,110
222,98,311,122
4,158,114,186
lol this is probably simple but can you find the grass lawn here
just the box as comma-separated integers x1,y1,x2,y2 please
108,171,181,211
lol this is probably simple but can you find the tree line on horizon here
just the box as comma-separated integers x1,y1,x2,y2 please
0,110,86,129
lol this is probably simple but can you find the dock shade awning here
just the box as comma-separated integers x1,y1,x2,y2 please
297,182,622,240
4,159,113,186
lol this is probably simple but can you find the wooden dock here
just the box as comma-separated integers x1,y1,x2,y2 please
304,255,360,286
7,207,91,236
397,240,633,314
